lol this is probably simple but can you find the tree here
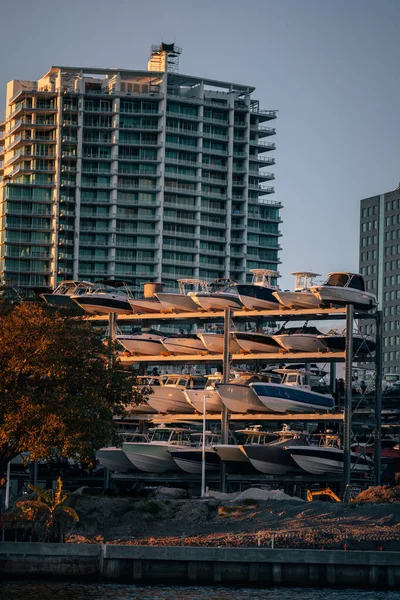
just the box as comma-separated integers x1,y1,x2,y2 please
0,303,149,475
16,477,79,541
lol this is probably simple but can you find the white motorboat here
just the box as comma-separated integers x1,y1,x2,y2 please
116,331,165,355
235,331,281,353
214,426,279,474
146,375,206,413
156,279,210,313
310,272,377,310
235,269,280,311
184,374,224,413
161,334,206,355
124,376,168,415
289,432,374,475
41,280,95,310
250,369,334,413
217,374,273,413
169,432,222,474
189,278,243,312
96,431,151,473
122,425,192,473
272,325,328,353
71,280,135,315
197,331,241,354
243,426,308,475
129,297,162,313
272,272,322,310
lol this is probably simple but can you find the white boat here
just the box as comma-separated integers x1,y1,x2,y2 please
122,425,192,473
146,375,205,413
124,376,168,415
169,432,222,474
116,331,165,355
41,280,95,310
217,374,272,413
235,331,281,353
128,297,162,313
184,374,223,412
289,433,374,475
214,426,279,474
243,426,307,475
71,280,135,315
250,369,334,413
197,331,241,354
156,279,210,313
190,279,243,311
310,272,377,310
272,272,322,310
272,325,328,352
96,431,151,473
161,334,206,355
235,269,280,310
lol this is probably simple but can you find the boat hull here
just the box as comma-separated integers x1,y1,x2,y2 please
122,442,182,473
310,286,377,310
243,440,304,475
161,336,206,355
72,294,132,315
169,448,220,474
42,294,83,310
213,444,256,474
190,292,243,312
319,334,376,355
184,389,223,413
128,298,162,314
146,387,195,414
217,383,271,413
250,382,334,413
96,448,137,473
198,333,241,354
116,334,165,356
289,446,373,474
236,284,280,311
272,290,321,310
235,332,281,354
155,293,199,313
273,334,327,353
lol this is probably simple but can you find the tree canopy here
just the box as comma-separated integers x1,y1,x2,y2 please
0,303,147,474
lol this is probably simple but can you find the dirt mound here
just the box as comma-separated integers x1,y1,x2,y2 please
354,485,400,503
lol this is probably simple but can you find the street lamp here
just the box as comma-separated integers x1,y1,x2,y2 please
201,394,213,497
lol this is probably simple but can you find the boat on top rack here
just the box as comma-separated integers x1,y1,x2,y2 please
155,279,210,313
214,426,280,474
235,269,280,311
272,325,328,353
41,280,95,310
250,368,334,414
310,272,377,310
189,278,243,311
272,272,322,310
288,432,374,474
128,281,164,314
122,425,193,473
71,280,136,315
243,425,308,475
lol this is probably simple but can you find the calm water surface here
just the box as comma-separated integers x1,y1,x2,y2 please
1,583,400,600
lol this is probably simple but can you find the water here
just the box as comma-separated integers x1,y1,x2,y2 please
1,583,400,600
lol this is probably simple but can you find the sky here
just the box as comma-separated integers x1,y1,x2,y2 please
0,0,399,289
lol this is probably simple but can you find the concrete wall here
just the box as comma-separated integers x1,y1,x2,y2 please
0,542,399,588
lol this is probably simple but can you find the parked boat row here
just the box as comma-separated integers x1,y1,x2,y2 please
42,270,378,315
96,424,374,477
115,326,376,357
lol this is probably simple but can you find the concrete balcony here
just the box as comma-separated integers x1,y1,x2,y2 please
249,140,276,152
249,107,277,121
165,141,200,152
250,124,276,137
201,191,227,200
249,155,275,166
164,185,197,196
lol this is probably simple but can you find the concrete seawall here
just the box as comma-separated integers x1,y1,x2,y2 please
0,543,399,588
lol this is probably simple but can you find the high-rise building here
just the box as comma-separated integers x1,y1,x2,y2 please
0,44,281,291
359,187,400,374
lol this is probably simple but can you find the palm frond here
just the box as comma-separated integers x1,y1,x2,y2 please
58,505,79,522
28,483,51,503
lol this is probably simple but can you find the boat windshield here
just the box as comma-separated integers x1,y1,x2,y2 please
324,273,350,287
151,429,174,442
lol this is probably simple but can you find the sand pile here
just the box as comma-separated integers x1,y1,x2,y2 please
207,487,302,502
354,485,400,503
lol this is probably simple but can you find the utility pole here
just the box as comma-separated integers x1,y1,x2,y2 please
343,303,354,496
374,310,383,486
220,308,231,492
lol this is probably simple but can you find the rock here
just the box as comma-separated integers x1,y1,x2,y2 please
154,487,188,499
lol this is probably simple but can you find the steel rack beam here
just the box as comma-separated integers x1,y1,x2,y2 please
119,351,354,365
124,411,344,423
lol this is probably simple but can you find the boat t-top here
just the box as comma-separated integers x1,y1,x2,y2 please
273,272,322,310
189,278,243,312
310,272,377,310
235,269,280,311
156,279,210,313
41,280,95,309
71,280,136,315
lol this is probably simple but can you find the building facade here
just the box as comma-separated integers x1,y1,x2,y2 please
359,187,400,374
0,45,281,291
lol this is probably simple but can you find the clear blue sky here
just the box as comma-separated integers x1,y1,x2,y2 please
1,0,399,289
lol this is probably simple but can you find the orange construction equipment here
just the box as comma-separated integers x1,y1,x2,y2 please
306,487,341,502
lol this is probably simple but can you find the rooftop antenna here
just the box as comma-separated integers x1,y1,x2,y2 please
148,42,182,73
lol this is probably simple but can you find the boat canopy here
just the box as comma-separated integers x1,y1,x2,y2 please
250,269,278,288
177,279,210,294
324,272,365,291
290,272,321,291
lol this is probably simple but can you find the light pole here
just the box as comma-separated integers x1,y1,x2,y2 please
201,394,212,497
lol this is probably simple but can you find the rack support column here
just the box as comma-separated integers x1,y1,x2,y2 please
343,303,354,496
374,310,383,486
220,308,231,492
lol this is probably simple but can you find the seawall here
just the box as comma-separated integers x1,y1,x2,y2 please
0,543,399,588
